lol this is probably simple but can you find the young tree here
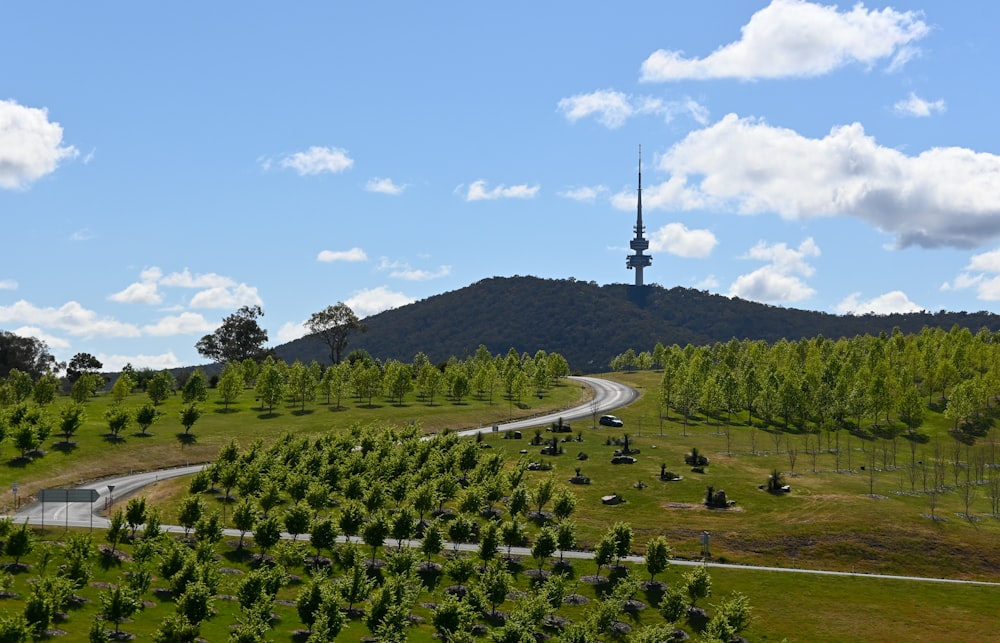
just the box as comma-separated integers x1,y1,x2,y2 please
532,526,558,572
306,303,366,365
58,402,86,444
232,498,257,550
217,362,244,410
684,564,712,606
134,402,158,435
99,583,141,637
181,369,208,404
254,358,285,415
179,403,202,434
104,405,132,439
146,370,175,405
645,535,671,583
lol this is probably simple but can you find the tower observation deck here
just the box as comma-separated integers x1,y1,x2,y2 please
626,147,652,286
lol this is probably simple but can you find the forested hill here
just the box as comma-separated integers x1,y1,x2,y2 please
275,276,1000,373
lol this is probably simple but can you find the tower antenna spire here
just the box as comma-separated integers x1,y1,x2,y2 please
626,145,652,286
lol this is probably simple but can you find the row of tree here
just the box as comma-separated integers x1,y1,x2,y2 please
611,325,1000,441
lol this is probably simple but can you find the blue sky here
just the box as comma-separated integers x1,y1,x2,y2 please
4,1,1000,371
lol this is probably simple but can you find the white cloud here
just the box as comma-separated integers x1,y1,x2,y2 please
108,281,162,305
159,268,235,289
728,238,820,303
465,180,539,202
557,89,708,128
277,320,309,343
142,312,216,337
648,113,1000,249
97,352,182,372
693,275,720,290
836,291,924,314
640,0,929,82
377,258,451,281
0,99,78,189
0,279,17,290
318,247,368,263
11,326,70,350
189,284,263,309
558,185,607,203
893,92,945,117
277,146,353,176
0,300,140,338
942,248,1000,301
345,286,415,317
365,177,406,195
649,222,717,258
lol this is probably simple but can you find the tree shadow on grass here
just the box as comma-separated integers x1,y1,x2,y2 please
256,412,281,420
213,407,240,415
291,409,314,417
130,432,154,439
175,433,197,446
52,441,79,453
6,456,30,469
102,434,126,444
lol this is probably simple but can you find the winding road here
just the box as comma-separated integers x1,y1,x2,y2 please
12,376,999,587
13,375,637,530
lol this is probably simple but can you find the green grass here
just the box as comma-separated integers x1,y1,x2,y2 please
2,379,588,507
6,370,1000,640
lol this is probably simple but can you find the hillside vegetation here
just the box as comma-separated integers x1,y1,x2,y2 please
276,276,1000,372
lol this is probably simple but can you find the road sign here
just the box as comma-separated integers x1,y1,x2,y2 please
38,489,99,503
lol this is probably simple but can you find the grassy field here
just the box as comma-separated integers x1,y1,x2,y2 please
5,371,1000,641
0,378,589,508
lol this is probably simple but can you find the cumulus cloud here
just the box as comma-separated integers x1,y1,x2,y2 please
558,185,607,203
0,300,140,338
11,326,70,350
640,0,928,82
189,284,263,309
276,146,354,176
0,99,78,189
159,268,235,289
464,180,539,201
377,258,451,281
728,238,820,303
836,291,924,315
942,247,1000,301
318,247,368,263
108,281,162,306
647,113,1000,249
142,312,216,337
893,92,946,117
649,223,717,258
365,177,406,195
277,320,309,343
557,89,708,128
0,279,17,290
345,286,415,317
98,352,182,372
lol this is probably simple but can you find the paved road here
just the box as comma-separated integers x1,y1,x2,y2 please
14,375,638,529
16,376,997,587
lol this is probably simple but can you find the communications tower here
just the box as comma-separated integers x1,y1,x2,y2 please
626,146,652,286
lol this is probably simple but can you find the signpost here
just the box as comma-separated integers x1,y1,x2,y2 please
39,489,100,531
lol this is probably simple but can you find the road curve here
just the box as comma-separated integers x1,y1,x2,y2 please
15,376,638,528
10,373,1000,587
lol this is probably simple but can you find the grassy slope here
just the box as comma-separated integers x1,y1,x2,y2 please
6,372,1000,641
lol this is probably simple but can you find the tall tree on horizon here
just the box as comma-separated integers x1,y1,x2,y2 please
306,302,367,364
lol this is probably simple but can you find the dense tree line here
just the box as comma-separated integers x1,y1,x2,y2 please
275,276,1000,372
610,326,1000,445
